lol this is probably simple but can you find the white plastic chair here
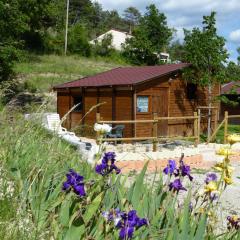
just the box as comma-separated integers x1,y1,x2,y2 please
46,113,75,136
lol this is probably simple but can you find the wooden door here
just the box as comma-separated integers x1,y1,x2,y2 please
152,88,169,136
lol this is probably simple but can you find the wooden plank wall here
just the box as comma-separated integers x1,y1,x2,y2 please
99,89,113,121
168,78,220,136
115,90,133,137
135,76,169,137
84,89,97,126
57,91,71,128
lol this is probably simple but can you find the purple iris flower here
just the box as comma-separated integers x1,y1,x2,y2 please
163,159,177,175
102,209,148,239
119,226,135,239
62,169,86,197
205,173,217,184
179,160,193,181
169,178,186,192
227,216,240,230
95,152,121,176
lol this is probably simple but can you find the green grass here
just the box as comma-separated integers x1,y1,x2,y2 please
14,54,127,92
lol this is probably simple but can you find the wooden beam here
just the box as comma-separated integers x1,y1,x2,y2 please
69,89,71,129
153,113,158,152
224,111,228,144
101,136,197,142
112,87,116,121
82,87,85,125
156,116,198,120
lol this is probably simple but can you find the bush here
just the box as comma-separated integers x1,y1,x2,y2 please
68,23,91,57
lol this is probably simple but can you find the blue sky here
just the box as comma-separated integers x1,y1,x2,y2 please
97,0,240,62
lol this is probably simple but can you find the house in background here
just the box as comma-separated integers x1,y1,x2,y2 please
221,81,240,124
53,63,220,138
89,29,132,51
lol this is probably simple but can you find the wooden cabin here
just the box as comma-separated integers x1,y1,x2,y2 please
53,63,220,138
221,81,240,124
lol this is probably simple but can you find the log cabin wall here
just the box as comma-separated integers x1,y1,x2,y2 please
115,90,133,137
168,78,220,136
57,90,72,129
135,75,169,137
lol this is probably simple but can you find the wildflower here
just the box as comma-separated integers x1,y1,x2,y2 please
209,190,220,201
95,152,121,176
94,123,112,134
224,176,233,185
227,134,240,145
118,210,148,239
102,209,148,239
169,179,186,192
205,172,217,184
216,147,234,156
204,181,217,193
179,160,193,181
62,169,86,197
214,162,234,174
227,215,240,230
163,159,177,175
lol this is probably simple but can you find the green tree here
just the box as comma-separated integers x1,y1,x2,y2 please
167,40,186,62
18,0,60,51
93,33,115,57
225,61,240,82
183,12,229,138
123,7,141,34
68,23,91,56
123,4,172,65
0,1,27,82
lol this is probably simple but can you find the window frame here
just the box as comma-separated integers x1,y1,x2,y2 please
136,95,150,114
72,96,83,112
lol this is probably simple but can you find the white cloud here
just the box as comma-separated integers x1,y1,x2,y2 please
229,29,240,43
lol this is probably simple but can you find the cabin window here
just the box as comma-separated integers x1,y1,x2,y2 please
137,96,149,113
186,83,197,100
73,96,83,112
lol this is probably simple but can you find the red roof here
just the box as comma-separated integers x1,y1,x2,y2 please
53,63,190,89
221,81,240,94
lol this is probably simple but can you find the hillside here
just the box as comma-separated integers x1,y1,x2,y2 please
14,54,127,93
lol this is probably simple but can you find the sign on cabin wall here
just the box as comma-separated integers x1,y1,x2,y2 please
137,96,149,113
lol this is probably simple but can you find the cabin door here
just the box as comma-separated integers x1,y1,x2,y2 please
152,88,169,136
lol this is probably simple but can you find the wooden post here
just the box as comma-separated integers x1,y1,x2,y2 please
214,108,218,135
96,113,101,143
224,111,228,144
194,112,198,145
153,113,158,152
197,109,201,144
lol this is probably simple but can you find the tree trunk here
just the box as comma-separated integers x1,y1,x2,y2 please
207,84,212,140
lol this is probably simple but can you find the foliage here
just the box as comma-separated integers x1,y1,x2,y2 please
183,12,229,138
0,109,240,239
123,7,141,34
167,40,186,63
68,23,91,56
224,61,240,83
123,4,172,65
92,33,116,57
183,12,228,86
